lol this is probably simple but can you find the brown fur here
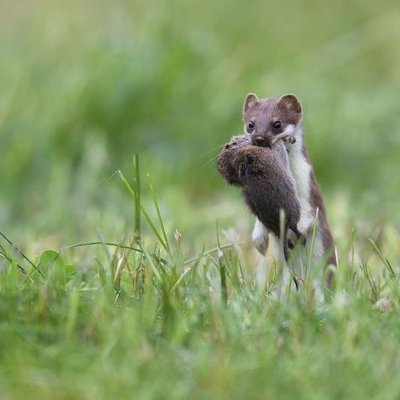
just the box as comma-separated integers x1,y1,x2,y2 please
243,94,301,146
299,142,336,267
217,135,302,261
242,93,337,284
217,133,252,186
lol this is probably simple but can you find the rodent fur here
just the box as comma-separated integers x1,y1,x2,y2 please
217,133,303,261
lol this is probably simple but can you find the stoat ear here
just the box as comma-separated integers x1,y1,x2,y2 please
278,94,302,115
243,93,259,119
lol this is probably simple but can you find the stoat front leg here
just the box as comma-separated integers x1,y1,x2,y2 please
252,218,269,255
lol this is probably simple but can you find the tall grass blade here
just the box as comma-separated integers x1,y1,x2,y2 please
60,241,142,253
119,168,169,252
306,208,319,277
369,239,397,282
147,173,170,255
133,154,141,241
140,206,169,251
96,229,112,262
0,248,28,276
216,221,228,305
138,241,163,284
360,261,379,302
183,242,244,266
0,231,44,278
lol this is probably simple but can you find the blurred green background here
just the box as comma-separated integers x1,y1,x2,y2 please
1,0,400,247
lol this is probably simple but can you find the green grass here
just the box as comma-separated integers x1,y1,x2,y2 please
1,161,400,399
1,0,400,398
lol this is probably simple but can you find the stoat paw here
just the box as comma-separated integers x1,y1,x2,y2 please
252,230,269,255
283,135,296,144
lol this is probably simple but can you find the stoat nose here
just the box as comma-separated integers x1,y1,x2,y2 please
253,136,264,146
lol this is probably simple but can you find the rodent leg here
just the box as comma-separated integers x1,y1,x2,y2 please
224,141,237,150
224,133,252,150
252,219,269,255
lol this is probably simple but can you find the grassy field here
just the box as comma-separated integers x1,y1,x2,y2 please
1,0,400,398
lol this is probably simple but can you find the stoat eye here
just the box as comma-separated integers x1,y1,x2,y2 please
247,121,255,132
272,121,282,130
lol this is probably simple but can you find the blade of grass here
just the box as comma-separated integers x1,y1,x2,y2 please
360,261,379,302
119,170,169,252
216,220,228,305
138,241,163,284
60,241,142,253
0,231,44,278
306,208,319,278
184,242,245,266
0,249,28,276
369,239,397,282
118,169,136,198
170,253,202,293
118,168,141,243
147,173,170,255
219,256,228,306
133,154,141,241
141,206,169,251
96,229,112,262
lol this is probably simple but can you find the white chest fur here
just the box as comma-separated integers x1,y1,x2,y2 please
251,124,323,261
285,125,314,235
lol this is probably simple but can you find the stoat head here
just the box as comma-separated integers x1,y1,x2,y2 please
242,93,303,147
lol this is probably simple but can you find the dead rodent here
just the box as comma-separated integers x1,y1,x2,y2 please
217,133,252,186
217,135,303,260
